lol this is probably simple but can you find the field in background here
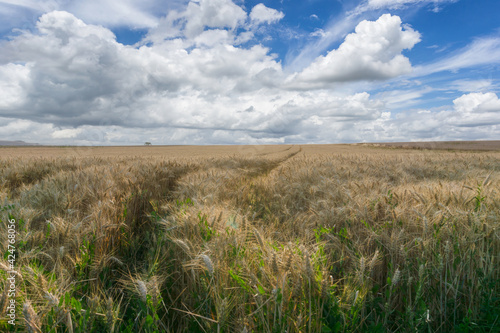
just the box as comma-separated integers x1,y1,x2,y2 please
358,140,500,151
0,144,499,332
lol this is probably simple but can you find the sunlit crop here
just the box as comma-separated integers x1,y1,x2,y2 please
1,144,498,332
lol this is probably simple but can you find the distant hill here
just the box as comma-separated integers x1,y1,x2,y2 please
0,140,40,146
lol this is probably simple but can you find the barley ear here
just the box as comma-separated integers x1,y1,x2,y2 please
271,253,279,276
200,254,214,276
253,228,264,249
137,280,148,303
284,251,293,273
23,301,42,333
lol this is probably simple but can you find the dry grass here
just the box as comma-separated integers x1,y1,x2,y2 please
0,144,499,332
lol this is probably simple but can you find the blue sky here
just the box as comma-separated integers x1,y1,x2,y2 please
0,0,499,145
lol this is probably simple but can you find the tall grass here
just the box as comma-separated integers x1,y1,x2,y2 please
0,146,499,332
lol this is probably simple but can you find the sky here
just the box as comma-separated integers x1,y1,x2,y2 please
0,0,499,145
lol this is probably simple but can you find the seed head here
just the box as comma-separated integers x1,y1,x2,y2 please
173,239,191,255
392,268,401,287
271,253,279,276
23,302,42,333
368,250,379,276
284,251,293,273
200,254,214,276
38,274,48,292
149,276,161,308
254,228,264,249
43,291,59,307
137,280,148,303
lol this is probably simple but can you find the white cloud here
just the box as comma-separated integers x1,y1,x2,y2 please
0,0,498,145
0,0,178,31
374,92,500,141
0,7,391,145
193,29,232,47
1,11,182,126
3,9,386,144
453,92,500,114
0,63,29,109
413,37,500,77
310,29,327,38
286,12,358,72
0,117,55,142
376,87,432,110
428,92,500,130
182,0,246,38
249,4,284,25
51,128,82,138
293,14,421,85
366,0,458,10
450,79,493,92
0,0,57,12
145,0,247,44
288,0,457,72
64,0,161,29
302,91,500,143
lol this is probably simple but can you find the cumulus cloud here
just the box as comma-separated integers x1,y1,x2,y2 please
249,4,284,25
146,0,247,42
293,14,421,85
1,11,153,125
0,64,29,109
288,0,457,73
416,92,500,131
373,92,500,141
0,0,496,145
180,0,246,38
453,92,500,114
1,7,391,144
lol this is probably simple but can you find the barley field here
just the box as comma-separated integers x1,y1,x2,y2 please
0,144,499,332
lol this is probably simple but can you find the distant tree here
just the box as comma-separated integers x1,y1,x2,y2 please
144,142,152,146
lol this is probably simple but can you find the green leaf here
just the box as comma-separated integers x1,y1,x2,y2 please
145,314,154,327
257,284,265,295
322,324,333,333
229,269,252,293
71,297,82,312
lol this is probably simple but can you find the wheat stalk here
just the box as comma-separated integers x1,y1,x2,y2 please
23,301,42,333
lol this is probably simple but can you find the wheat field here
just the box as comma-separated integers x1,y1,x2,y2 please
0,144,499,332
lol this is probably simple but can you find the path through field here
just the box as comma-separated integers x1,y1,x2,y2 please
0,144,499,332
